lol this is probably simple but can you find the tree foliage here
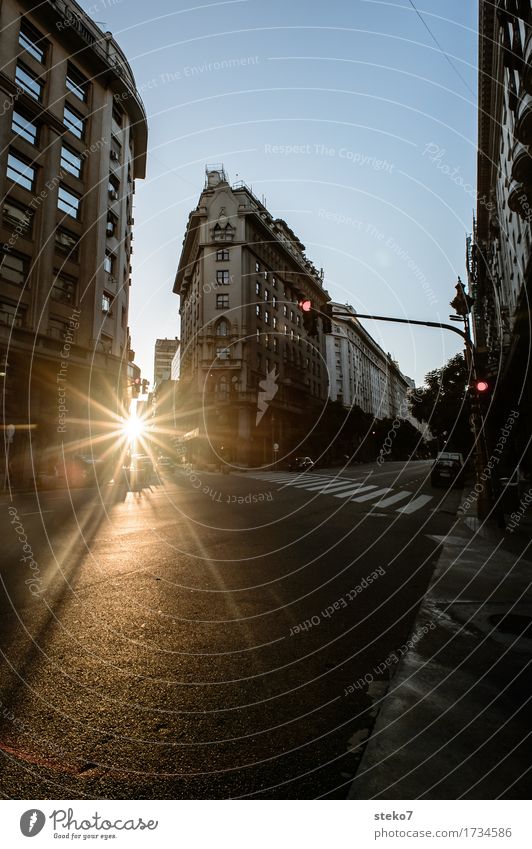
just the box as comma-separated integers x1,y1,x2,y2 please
409,353,472,452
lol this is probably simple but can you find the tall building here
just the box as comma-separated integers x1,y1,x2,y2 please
467,0,531,476
173,165,330,467
325,303,412,420
0,0,147,486
153,336,179,387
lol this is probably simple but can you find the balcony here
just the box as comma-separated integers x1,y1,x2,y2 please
511,140,532,183
508,180,532,219
514,91,532,144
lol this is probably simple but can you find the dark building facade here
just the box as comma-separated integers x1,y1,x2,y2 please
468,0,532,486
0,0,147,486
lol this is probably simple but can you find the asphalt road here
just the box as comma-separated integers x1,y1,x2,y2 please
0,460,462,799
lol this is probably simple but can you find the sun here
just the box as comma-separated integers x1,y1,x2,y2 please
121,414,146,442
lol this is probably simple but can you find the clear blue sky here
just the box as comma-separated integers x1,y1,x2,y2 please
79,0,478,387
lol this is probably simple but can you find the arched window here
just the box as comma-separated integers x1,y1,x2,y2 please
216,319,229,336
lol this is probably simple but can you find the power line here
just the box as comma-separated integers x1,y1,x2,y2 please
407,0,476,97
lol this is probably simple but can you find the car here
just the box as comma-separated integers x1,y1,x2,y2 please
430,451,465,487
156,455,175,471
290,456,315,471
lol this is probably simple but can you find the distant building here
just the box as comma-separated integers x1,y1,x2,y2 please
0,0,147,485
153,337,179,387
173,165,330,466
325,304,411,420
467,0,531,475
170,347,180,381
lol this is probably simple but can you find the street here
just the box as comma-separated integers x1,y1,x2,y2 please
0,460,462,799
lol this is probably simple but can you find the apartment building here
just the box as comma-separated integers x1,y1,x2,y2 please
173,166,331,467
153,336,179,387
467,0,531,475
325,303,412,420
0,0,147,485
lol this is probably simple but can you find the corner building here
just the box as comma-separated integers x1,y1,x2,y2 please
174,166,331,467
0,0,147,485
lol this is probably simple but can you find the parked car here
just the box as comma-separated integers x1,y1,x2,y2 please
290,456,315,472
156,455,175,471
430,451,464,487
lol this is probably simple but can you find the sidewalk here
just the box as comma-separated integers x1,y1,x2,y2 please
349,489,532,800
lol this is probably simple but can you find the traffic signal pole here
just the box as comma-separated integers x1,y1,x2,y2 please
331,308,492,520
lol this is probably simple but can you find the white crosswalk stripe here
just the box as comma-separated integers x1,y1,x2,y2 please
351,487,392,502
237,472,433,514
333,484,376,498
375,490,411,507
396,494,433,514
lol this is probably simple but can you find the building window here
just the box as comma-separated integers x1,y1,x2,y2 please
106,212,118,237
0,300,25,328
216,249,229,261
255,281,261,296
110,135,121,163
60,144,83,178
283,305,288,317
12,109,38,145
108,174,120,200
272,294,277,308
255,261,260,273
7,151,35,191
216,293,229,309
273,338,278,353
216,269,230,285
216,319,229,336
256,328,261,344
0,251,28,286
272,276,277,288
102,292,113,313
57,185,80,219
2,199,32,237
66,63,89,102
15,62,43,100
51,272,76,305
264,289,269,301
19,19,47,63
264,310,270,324
104,251,115,275
216,347,230,361
272,316,277,329
256,304,262,319
54,228,79,261
63,104,85,139
296,315,301,327
112,104,123,126
48,316,69,339
213,223,233,241
290,310,295,322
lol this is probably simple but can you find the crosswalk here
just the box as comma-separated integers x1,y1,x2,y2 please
238,471,434,516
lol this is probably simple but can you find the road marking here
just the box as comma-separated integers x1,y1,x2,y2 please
374,490,411,508
296,479,353,491
334,485,377,499
397,494,433,514
352,487,392,503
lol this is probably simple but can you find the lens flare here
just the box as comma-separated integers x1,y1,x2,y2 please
122,414,145,442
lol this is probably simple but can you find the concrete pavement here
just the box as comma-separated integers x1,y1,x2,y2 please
349,486,532,799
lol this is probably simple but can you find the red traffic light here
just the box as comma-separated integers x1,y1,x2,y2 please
476,380,489,392
299,298,312,312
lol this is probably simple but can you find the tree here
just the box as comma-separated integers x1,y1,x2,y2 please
409,353,472,453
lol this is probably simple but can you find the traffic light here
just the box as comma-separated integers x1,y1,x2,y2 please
450,276,474,317
475,379,490,393
298,297,319,336
322,302,333,334
142,379,149,394
131,376,141,396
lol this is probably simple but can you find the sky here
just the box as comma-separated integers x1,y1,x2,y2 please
78,0,478,387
